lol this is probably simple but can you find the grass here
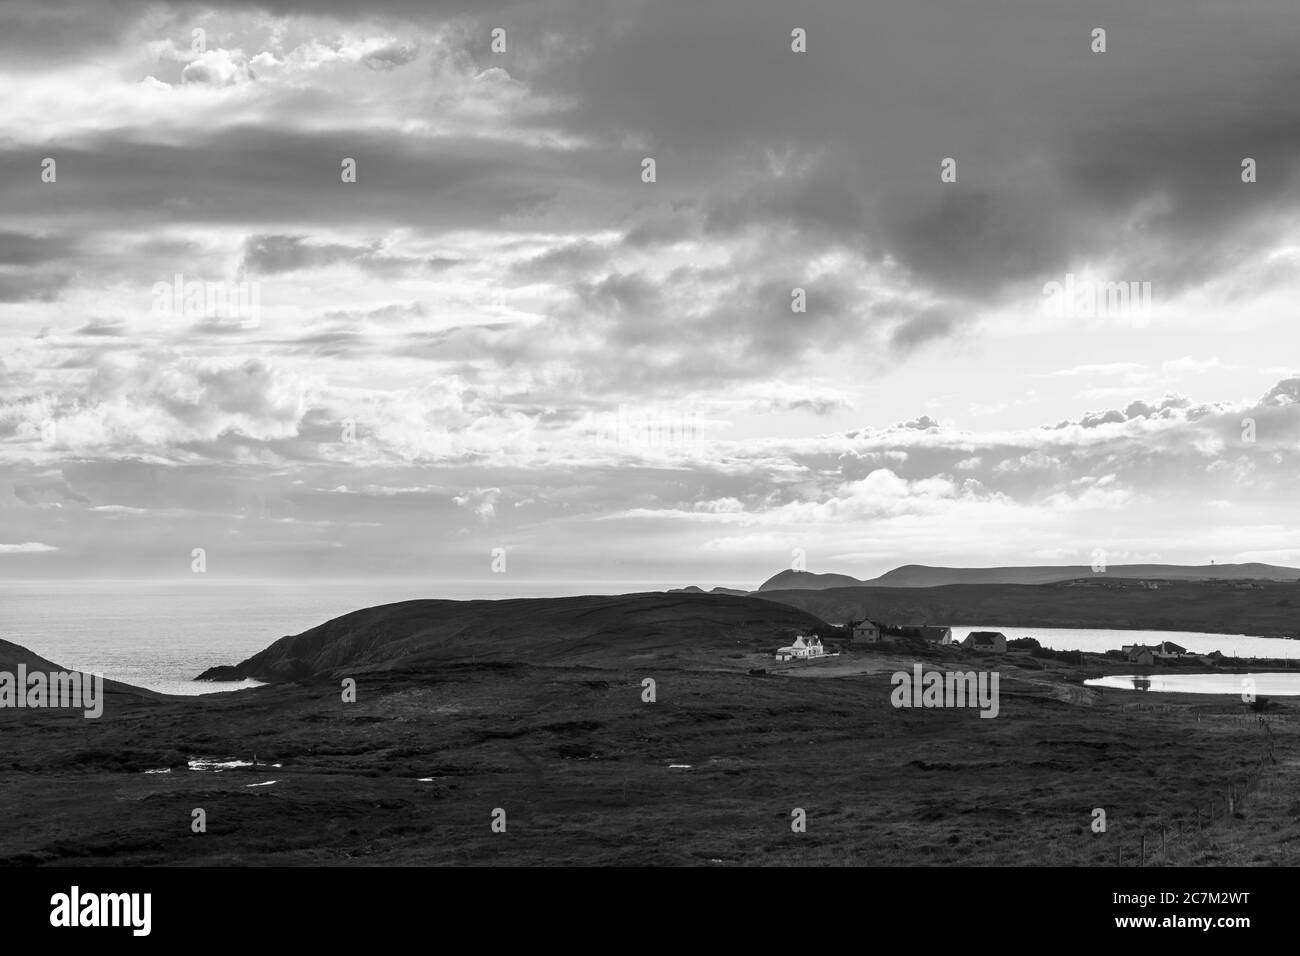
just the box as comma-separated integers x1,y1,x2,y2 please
0,642,1293,865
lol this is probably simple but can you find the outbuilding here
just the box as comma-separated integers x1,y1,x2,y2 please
962,630,1007,653
852,620,882,643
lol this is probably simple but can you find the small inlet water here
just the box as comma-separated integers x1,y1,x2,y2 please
1085,673,1300,695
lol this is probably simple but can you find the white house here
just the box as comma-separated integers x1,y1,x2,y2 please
775,634,827,661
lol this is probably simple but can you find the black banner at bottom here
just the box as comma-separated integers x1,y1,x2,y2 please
0,865,1280,942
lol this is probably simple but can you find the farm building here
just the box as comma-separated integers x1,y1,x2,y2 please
774,633,827,661
851,620,882,642
880,624,952,645
1125,641,1186,660
1122,644,1156,665
962,630,1007,653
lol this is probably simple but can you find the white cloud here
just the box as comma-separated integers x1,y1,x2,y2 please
0,542,58,553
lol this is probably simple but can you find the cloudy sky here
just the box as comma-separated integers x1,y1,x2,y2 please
2,0,1299,586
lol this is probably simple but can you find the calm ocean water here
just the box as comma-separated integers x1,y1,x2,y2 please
2,584,1296,696
0,579,661,696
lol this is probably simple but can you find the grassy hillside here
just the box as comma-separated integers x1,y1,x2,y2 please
755,580,1300,637
198,592,827,683
3,632,1294,866
0,638,164,703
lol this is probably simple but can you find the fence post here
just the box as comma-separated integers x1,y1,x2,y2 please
1161,825,1166,856
1139,833,1145,866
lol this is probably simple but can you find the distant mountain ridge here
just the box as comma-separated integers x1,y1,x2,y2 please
754,579,1300,639
757,563,1300,591
755,570,866,591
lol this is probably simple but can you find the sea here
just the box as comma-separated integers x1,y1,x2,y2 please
2,583,1297,696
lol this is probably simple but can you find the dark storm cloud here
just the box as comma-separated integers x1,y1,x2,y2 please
0,232,80,267
8,0,1299,365
885,190,1070,300
0,127,611,235
621,203,699,247
889,305,960,352
702,164,871,244
175,0,516,15
477,264,879,393
1054,115,1300,295
524,0,1300,316
0,0,149,64
0,272,71,302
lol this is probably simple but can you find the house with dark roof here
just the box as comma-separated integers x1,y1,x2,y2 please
851,620,882,643
1122,644,1155,665
881,624,953,645
962,630,1007,653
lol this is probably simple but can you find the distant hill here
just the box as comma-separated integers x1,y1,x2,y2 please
866,563,1300,587
754,579,1300,638
666,585,750,596
757,562,1300,591
756,570,867,591
197,592,827,683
